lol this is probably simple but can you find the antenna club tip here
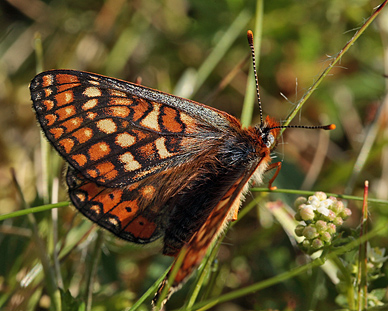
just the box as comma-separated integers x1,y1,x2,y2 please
247,30,254,44
325,124,336,130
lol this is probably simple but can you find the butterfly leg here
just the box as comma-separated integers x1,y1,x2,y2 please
266,161,281,190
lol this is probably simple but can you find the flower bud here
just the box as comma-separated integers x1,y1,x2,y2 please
294,196,307,208
333,217,343,226
331,200,344,214
320,232,332,243
293,193,351,256
302,239,311,248
327,223,336,235
295,225,305,237
315,191,327,201
312,239,324,249
294,211,302,221
300,206,315,221
324,210,336,222
303,226,318,239
340,208,352,219
316,220,328,233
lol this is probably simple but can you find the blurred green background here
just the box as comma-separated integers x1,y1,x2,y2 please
1,0,387,310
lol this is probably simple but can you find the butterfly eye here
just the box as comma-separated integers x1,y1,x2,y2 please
259,128,275,149
264,132,275,148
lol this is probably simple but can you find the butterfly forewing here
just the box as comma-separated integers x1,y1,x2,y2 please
30,70,239,187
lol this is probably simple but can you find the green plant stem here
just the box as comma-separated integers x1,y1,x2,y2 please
84,230,104,311
183,238,221,309
0,202,69,221
154,246,188,310
251,188,388,205
357,181,369,311
128,266,170,311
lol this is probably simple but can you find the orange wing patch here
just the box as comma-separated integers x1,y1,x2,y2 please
161,106,182,132
72,128,93,144
55,91,74,107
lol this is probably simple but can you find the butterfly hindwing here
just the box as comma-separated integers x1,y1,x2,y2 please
66,166,167,243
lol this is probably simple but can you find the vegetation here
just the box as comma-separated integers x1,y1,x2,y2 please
1,0,387,310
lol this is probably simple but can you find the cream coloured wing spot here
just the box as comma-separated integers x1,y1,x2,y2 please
155,137,175,159
83,86,102,97
82,99,98,110
108,217,119,226
180,112,197,133
119,152,141,172
108,106,130,117
65,92,73,103
97,119,117,134
110,89,127,97
75,192,86,202
116,132,136,148
90,204,101,214
88,80,100,86
54,91,74,107
140,102,160,131
87,112,97,120
111,98,133,106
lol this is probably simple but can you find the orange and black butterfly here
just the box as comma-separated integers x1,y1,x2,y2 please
30,31,334,306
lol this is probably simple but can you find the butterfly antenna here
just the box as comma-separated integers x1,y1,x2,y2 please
247,30,264,128
247,30,336,133
270,123,336,131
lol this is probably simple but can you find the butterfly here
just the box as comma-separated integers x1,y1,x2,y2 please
30,30,334,307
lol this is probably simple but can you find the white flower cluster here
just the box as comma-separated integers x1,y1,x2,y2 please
294,192,351,254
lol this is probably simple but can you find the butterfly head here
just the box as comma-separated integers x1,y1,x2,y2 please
254,115,281,150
